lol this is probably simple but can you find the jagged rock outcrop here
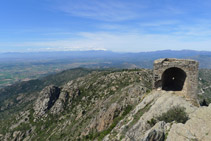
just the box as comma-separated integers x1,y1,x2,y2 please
33,85,80,117
50,91,69,115
33,85,60,117
4,69,211,141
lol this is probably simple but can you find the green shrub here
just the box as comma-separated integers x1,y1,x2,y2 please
156,106,189,124
147,118,157,127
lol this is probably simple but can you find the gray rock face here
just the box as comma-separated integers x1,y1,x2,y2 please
97,103,121,132
87,103,122,133
33,85,60,117
50,91,69,114
104,90,197,141
143,121,166,141
33,85,81,118
167,104,211,141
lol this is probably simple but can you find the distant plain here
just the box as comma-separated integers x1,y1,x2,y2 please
1,50,211,88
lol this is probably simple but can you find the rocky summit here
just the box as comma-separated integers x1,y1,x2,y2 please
0,68,211,141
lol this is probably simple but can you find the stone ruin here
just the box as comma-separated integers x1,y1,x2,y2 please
153,58,199,102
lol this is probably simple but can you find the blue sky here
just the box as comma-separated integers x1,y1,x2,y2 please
1,0,211,52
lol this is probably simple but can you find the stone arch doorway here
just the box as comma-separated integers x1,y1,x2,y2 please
162,67,187,91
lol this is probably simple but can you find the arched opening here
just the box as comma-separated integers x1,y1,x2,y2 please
162,67,187,91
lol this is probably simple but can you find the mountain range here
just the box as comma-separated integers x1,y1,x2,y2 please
1,50,211,68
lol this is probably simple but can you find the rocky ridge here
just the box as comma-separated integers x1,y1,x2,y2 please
0,69,211,141
0,69,152,140
103,90,199,140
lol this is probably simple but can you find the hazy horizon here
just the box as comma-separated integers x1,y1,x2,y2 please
1,49,211,54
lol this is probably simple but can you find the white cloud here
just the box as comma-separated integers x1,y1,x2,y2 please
56,0,187,22
139,20,180,27
1,31,211,52
56,0,142,21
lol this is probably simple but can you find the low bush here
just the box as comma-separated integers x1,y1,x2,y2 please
156,106,189,124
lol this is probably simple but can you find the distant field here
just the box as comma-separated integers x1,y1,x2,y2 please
1,50,211,89
0,61,100,88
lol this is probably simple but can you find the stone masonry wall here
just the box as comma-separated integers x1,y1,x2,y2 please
153,58,199,102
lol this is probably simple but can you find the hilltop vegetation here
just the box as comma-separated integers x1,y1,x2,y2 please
0,68,152,140
198,69,211,104
0,67,211,140
0,68,93,119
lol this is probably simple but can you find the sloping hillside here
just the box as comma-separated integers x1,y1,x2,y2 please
198,69,211,104
0,68,211,141
0,69,152,140
0,68,93,119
